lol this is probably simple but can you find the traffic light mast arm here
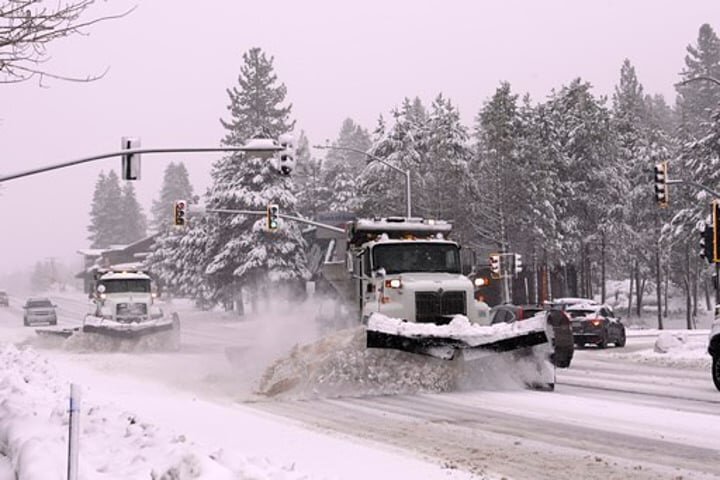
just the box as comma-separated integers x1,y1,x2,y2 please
0,146,283,184
196,207,345,234
667,179,720,200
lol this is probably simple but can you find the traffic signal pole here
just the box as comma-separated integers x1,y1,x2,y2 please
0,145,284,184
187,206,345,234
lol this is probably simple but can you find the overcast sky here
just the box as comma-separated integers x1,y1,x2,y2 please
0,0,718,277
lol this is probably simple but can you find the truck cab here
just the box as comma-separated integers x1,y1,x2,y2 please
90,270,162,324
340,217,482,325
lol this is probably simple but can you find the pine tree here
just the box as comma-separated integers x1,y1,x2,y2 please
87,170,126,248
120,182,147,243
151,162,195,231
676,23,720,138
220,47,295,144
420,94,474,242
293,131,329,218
198,47,307,306
474,82,522,251
321,118,371,213
360,98,427,218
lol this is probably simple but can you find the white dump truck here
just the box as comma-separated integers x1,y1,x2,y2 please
321,217,551,364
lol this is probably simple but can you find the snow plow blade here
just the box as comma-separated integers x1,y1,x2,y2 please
35,326,81,339
366,314,549,361
366,329,548,360
81,322,174,339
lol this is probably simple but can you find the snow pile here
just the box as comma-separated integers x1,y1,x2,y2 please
0,344,314,479
257,326,459,398
612,332,711,369
257,321,552,399
653,331,689,353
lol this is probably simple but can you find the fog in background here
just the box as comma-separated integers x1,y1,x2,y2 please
0,0,717,281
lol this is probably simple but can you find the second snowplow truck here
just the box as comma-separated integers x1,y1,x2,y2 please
321,217,550,361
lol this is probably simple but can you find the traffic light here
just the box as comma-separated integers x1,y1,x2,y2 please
267,204,279,231
121,137,141,180
514,254,523,275
489,254,501,279
276,134,296,176
700,225,714,263
653,161,668,207
173,200,187,227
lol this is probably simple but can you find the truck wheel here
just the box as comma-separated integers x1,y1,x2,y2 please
713,354,720,392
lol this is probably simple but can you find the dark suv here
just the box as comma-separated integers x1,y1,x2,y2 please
489,304,574,368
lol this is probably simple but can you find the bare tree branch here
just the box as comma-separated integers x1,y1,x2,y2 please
0,1,135,84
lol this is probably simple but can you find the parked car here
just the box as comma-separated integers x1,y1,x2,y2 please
0,291,8,307
566,303,625,348
23,297,57,326
489,304,574,368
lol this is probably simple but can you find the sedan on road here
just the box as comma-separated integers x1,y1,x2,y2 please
23,297,58,326
567,303,625,348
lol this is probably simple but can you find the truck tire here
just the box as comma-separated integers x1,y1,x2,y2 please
713,354,720,392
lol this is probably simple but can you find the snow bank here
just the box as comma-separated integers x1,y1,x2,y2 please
611,331,711,369
0,344,313,479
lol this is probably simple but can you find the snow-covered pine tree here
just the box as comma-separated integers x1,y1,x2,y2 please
293,131,329,219
612,59,673,320
420,94,474,243
474,82,523,252
151,162,195,231
360,98,427,218
528,80,619,298
202,47,308,308
87,170,126,248
119,182,147,244
321,118,371,213
147,162,197,297
676,23,720,139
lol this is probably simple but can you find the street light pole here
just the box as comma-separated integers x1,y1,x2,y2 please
313,145,412,218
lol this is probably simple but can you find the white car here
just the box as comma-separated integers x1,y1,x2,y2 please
709,306,720,391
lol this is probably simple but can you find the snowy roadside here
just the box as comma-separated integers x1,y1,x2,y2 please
609,330,712,369
0,344,313,480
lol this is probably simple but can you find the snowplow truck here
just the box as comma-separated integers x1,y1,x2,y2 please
36,269,180,351
83,270,178,341
320,217,551,363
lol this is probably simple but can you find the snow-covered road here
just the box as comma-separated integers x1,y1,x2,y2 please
1,294,719,479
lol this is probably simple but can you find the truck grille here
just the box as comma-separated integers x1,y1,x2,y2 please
117,303,147,322
415,291,466,325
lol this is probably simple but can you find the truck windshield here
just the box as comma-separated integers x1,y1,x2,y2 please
100,279,151,294
372,243,461,274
